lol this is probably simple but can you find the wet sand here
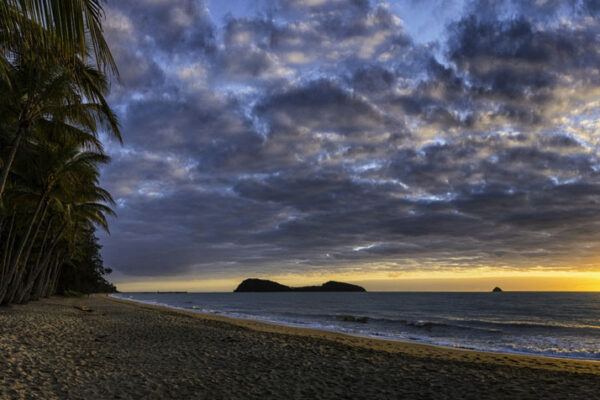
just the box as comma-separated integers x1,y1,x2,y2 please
1,294,599,399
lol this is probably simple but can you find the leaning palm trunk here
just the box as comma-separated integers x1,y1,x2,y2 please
16,217,53,303
0,124,26,201
18,222,66,303
0,214,5,239
5,200,49,303
30,264,48,300
38,255,58,299
0,193,47,303
31,252,57,300
19,255,49,303
45,254,63,297
1,212,16,282
27,257,53,301
16,221,52,303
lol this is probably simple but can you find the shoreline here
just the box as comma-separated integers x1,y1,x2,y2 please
105,294,600,374
2,294,600,399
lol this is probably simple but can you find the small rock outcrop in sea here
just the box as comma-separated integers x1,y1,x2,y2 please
492,287,503,292
234,279,366,292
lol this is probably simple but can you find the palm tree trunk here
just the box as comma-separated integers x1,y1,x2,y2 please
38,256,56,299
31,252,55,301
0,191,47,303
30,267,47,301
1,212,16,282
6,200,49,303
50,260,62,296
34,219,53,273
16,217,54,303
0,215,5,240
18,221,67,303
0,213,17,301
0,126,24,201
44,254,62,298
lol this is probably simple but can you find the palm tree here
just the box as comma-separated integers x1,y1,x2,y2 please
0,0,117,75
17,179,115,303
0,0,120,304
0,36,120,201
0,124,112,303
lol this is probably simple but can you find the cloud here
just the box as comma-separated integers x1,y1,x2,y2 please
255,79,392,137
111,0,215,54
445,12,600,131
99,0,600,279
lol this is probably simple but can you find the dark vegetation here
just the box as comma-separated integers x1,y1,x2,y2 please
56,232,116,295
234,279,367,292
0,0,119,304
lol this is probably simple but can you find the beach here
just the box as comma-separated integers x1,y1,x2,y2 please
1,295,599,399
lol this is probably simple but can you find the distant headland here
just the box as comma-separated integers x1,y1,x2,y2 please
234,279,366,292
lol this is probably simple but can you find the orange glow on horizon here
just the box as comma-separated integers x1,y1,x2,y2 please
113,269,600,293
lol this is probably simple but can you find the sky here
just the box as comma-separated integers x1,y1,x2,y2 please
98,0,600,292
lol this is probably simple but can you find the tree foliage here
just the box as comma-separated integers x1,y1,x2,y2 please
0,0,119,304
56,230,116,295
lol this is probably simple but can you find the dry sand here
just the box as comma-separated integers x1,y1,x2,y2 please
1,294,600,399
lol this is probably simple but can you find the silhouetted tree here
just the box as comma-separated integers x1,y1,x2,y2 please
0,0,119,304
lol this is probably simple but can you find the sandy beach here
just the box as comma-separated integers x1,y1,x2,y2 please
1,295,599,399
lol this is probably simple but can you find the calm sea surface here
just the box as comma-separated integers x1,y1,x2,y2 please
112,292,600,360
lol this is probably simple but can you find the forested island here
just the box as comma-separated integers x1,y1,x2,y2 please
234,278,366,292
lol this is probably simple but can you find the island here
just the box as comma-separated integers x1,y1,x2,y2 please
234,278,366,292
492,287,503,292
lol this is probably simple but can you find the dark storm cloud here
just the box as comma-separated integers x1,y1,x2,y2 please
99,0,600,279
121,94,255,159
349,65,396,93
448,16,600,94
255,79,392,137
443,7,600,132
464,0,600,21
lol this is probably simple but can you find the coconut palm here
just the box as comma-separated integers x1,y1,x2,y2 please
17,183,115,303
0,0,119,304
0,0,116,75
0,123,112,303
0,36,120,201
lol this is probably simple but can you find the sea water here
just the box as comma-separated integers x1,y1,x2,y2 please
111,292,600,360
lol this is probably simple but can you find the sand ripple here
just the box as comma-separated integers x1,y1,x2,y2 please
1,295,599,399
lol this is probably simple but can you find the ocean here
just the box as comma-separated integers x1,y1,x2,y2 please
111,291,600,360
